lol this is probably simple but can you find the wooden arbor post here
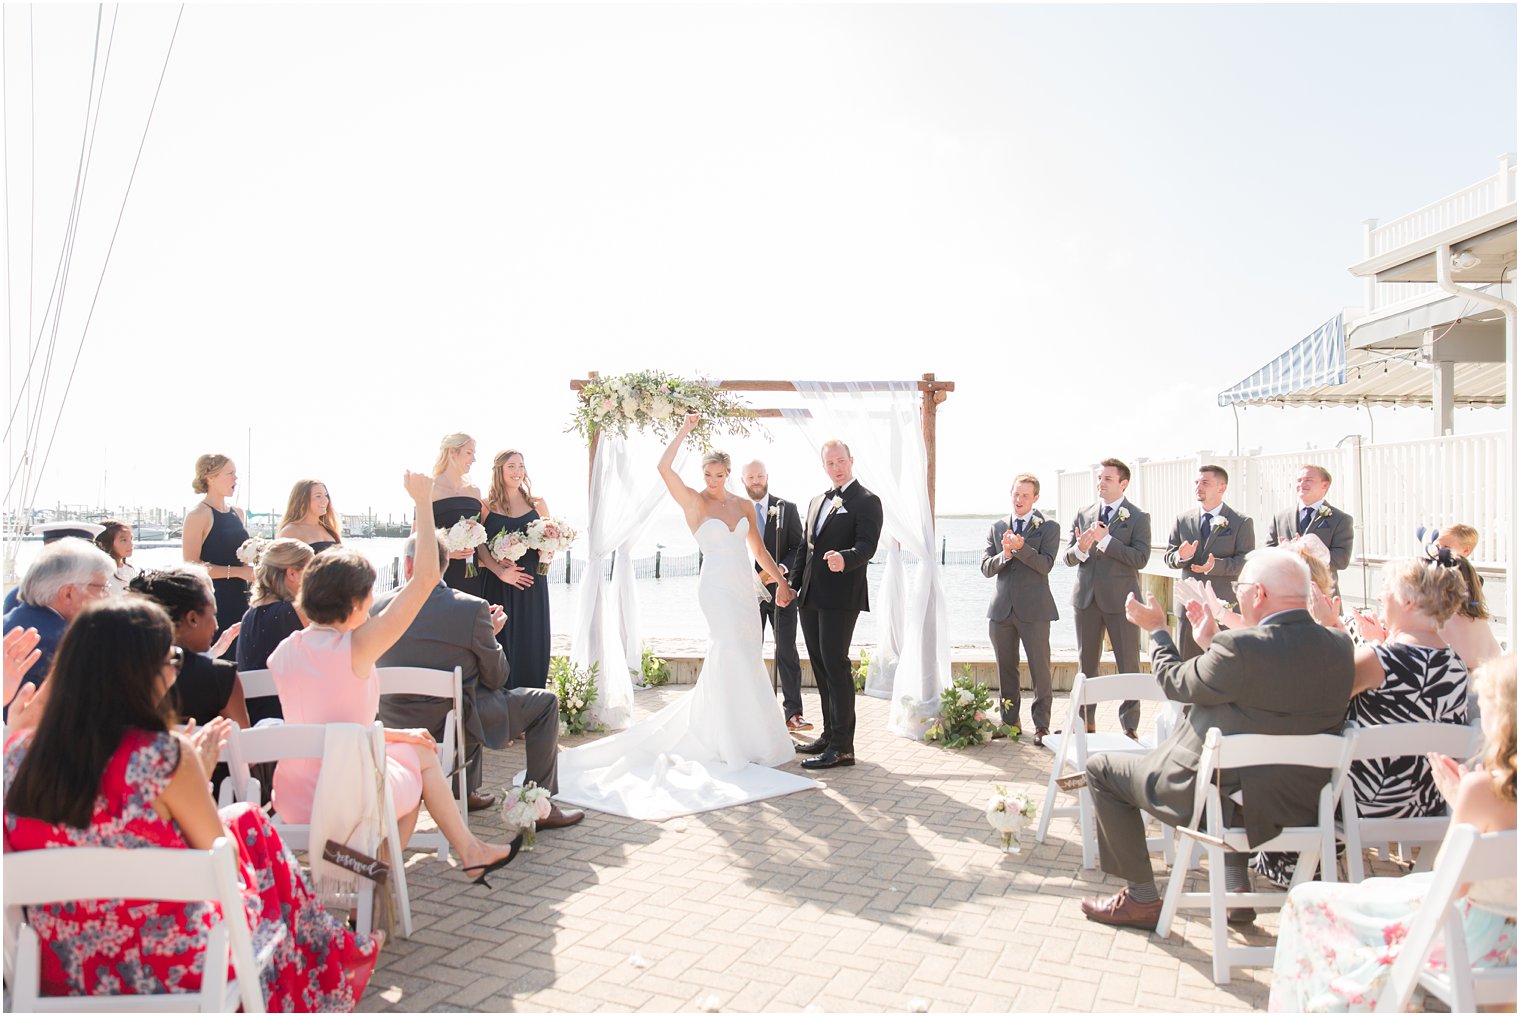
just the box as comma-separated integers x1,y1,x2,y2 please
569,376,956,511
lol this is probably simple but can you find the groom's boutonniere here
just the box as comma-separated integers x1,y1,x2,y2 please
1115,507,1130,524
830,495,845,512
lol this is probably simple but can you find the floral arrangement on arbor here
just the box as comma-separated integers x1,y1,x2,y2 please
985,784,1038,853
568,371,759,449
923,668,1018,748
550,656,600,735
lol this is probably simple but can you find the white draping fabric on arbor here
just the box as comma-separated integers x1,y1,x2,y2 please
572,433,679,730
782,381,949,738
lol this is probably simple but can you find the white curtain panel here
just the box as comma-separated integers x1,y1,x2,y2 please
783,380,949,738
572,433,675,730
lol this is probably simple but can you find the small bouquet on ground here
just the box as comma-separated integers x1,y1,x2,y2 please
550,657,600,735
924,668,1017,748
501,781,553,850
524,517,577,575
236,537,268,567
986,783,1038,854
445,515,488,578
489,528,530,565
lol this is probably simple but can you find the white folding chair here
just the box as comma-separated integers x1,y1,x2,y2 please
223,721,413,938
1155,727,1355,984
235,667,278,704
4,838,271,1012
1374,824,1518,1012
1341,722,1482,881
1034,672,1176,869
377,665,468,862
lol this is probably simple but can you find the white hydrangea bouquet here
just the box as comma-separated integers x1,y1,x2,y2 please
568,370,759,450
235,537,268,567
445,515,488,578
985,783,1038,854
502,782,553,850
524,517,577,576
489,528,530,565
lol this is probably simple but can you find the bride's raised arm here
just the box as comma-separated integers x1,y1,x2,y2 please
657,414,702,509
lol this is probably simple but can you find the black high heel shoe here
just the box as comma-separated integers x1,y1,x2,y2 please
461,834,524,889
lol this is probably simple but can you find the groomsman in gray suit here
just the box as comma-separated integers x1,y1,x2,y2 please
981,473,1059,746
1062,458,1152,737
373,533,583,828
1264,464,1354,593
1163,464,1255,660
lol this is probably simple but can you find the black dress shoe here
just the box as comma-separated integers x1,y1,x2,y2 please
801,750,855,770
794,737,829,755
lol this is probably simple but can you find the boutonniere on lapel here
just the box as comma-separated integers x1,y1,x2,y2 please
1025,514,1043,531
768,504,781,519
1210,516,1228,533
1314,505,1333,525
1114,507,1130,524
830,495,845,512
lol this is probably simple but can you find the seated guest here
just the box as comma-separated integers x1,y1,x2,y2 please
269,470,521,884
2,521,105,614
1268,654,1517,1012
94,519,140,595
131,567,251,729
373,532,582,827
278,479,343,554
1436,522,1479,558
2,537,113,696
3,596,381,1006
237,538,314,723
1079,549,1354,929
1439,551,1502,672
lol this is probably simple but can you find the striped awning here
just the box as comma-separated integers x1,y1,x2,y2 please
1217,315,1346,407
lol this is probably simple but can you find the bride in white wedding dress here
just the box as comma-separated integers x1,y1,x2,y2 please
553,414,823,820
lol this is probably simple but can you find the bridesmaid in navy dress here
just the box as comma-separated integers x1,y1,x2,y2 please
431,433,488,599
277,479,343,555
181,453,252,659
482,449,552,690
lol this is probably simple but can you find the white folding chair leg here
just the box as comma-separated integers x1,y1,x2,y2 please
1078,789,1097,870
1155,833,1197,939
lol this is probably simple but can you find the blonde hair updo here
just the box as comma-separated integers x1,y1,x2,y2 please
192,453,231,495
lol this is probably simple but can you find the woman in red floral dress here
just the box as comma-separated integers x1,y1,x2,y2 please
4,596,381,1010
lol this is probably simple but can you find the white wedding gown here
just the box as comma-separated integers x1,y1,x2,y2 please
554,516,822,820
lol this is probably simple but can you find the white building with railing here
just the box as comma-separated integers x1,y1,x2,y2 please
1061,157,1515,639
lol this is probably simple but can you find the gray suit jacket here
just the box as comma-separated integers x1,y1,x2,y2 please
1062,498,1152,613
1266,502,1354,574
1140,610,1354,846
981,512,1059,624
370,583,512,750
1163,504,1255,601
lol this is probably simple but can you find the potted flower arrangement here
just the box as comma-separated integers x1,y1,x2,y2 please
923,668,1017,748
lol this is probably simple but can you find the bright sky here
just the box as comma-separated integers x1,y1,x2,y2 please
4,3,1515,525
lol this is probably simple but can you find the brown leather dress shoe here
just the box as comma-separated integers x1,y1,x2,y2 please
1123,728,1140,741
1080,888,1162,930
467,791,496,812
1033,727,1050,747
537,804,585,830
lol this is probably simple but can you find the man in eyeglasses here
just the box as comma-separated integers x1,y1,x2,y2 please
1077,548,1353,931
2,538,115,710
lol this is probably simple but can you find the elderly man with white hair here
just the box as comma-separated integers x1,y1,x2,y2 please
3,538,115,703
1077,548,1355,931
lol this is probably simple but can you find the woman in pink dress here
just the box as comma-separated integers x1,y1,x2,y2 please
4,597,380,1009
269,470,519,884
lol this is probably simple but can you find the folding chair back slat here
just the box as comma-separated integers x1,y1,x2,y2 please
235,668,278,702
377,665,467,861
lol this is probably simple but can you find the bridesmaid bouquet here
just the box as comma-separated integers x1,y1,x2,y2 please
524,517,577,576
235,537,268,567
502,782,553,850
489,529,530,564
985,784,1038,854
445,516,488,578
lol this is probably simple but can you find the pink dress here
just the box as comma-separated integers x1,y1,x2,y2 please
269,625,424,824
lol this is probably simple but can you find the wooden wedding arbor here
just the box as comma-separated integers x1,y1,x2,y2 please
569,373,957,513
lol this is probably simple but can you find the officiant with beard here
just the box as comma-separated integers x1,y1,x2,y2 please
741,460,809,732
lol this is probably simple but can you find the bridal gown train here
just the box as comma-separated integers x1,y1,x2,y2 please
554,516,822,820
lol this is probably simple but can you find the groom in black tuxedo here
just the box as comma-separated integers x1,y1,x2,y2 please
795,440,883,770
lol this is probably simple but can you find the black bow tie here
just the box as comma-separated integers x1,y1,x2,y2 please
826,488,842,499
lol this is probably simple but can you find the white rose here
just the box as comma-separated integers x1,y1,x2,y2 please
649,398,672,420
956,689,975,707
621,395,639,417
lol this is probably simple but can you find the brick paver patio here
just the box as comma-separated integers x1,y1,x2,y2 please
358,687,1382,1013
